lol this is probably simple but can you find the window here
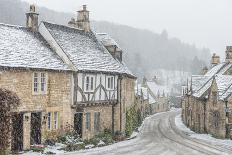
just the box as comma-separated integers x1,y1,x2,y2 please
86,76,89,91
85,75,95,92
47,112,52,130
107,76,114,90
33,72,47,94
86,112,91,130
94,112,100,132
41,73,46,92
33,73,39,92
54,112,59,130
213,111,220,128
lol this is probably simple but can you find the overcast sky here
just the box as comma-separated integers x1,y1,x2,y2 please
22,0,232,57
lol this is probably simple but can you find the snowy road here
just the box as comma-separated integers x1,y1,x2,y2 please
64,110,232,155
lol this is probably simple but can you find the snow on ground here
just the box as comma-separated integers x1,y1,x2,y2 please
175,114,232,146
22,143,65,155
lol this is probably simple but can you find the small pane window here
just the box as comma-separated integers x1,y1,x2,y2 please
54,112,59,130
85,75,95,92
91,77,94,90
94,112,100,132
41,73,46,92
34,73,38,92
111,77,114,89
47,112,52,130
86,76,89,91
86,112,91,130
107,76,114,90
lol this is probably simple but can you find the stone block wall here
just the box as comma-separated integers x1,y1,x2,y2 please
0,69,73,150
81,105,113,140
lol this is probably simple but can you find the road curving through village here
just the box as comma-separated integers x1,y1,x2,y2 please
65,109,232,155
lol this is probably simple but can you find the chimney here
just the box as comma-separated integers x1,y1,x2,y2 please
68,5,91,32
211,53,220,66
26,4,39,32
226,46,232,62
201,66,208,75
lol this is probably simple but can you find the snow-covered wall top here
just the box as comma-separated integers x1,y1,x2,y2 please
43,22,134,77
0,23,70,71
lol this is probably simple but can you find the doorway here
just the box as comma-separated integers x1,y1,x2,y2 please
11,113,23,152
30,112,41,145
74,113,83,138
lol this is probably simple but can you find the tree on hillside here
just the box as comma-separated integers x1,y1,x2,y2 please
0,88,20,154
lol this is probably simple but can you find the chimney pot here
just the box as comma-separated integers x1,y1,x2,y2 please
211,53,220,66
83,5,87,10
226,46,232,62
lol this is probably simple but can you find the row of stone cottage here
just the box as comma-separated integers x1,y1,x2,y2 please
0,5,136,151
135,77,170,118
182,47,232,138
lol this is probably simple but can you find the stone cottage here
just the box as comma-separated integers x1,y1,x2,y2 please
142,77,170,114
135,84,156,118
182,48,232,138
0,5,136,151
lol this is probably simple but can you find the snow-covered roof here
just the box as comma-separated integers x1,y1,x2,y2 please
191,62,232,99
43,22,134,76
0,23,70,71
146,81,169,97
191,75,210,93
96,33,121,50
135,84,156,104
204,63,230,77
193,75,232,100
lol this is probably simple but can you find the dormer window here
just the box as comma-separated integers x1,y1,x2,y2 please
107,76,114,90
85,75,95,92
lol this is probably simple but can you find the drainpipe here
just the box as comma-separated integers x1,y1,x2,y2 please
119,77,122,132
225,99,229,138
203,99,206,132
112,104,115,134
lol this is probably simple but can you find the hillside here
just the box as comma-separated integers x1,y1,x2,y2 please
0,0,211,79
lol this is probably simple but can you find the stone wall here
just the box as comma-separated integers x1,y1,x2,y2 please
0,69,73,150
119,76,136,132
81,105,113,140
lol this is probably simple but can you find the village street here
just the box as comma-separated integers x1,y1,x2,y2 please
64,109,232,155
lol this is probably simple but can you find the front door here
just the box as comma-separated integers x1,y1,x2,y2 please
74,113,83,138
30,112,41,145
12,113,23,152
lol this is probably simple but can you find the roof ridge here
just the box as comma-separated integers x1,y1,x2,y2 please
42,21,85,32
195,63,229,94
0,22,25,29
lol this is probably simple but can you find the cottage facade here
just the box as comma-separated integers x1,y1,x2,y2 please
182,48,232,138
0,5,136,151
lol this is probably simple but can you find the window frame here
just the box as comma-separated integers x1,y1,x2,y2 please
106,76,114,90
85,75,95,92
33,72,39,93
54,112,59,130
86,112,91,131
40,72,46,93
47,112,52,130
94,112,100,132
32,72,47,95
